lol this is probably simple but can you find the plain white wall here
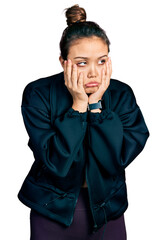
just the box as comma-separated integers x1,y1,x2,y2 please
1,0,167,239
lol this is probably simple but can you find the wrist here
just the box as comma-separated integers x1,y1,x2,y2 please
90,109,102,113
87,99,102,112
72,102,88,113
88,99,102,104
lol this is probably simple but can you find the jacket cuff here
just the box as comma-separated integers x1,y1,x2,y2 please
64,107,88,122
88,109,114,123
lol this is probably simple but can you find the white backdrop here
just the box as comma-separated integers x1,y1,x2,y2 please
1,0,167,239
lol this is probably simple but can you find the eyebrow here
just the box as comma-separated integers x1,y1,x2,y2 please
74,55,108,60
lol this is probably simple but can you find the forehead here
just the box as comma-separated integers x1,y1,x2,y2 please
68,36,108,58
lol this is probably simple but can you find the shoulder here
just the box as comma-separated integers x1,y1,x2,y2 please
108,78,138,114
21,72,64,110
109,78,134,93
23,72,63,95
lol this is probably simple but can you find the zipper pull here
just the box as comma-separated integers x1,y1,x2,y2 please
92,224,98,233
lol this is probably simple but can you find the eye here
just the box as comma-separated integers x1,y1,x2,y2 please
98,59,106,65
77,61,87,67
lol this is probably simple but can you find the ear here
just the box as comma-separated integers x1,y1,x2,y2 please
59,56,65,69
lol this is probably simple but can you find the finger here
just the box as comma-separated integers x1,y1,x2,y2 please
63,60,67,85
107,58,112,87
108,57,112,76
78,71,84,88
71,64,77,89
67,59,72,87
102,59,109,89
101,68,105,87
105,60,109,79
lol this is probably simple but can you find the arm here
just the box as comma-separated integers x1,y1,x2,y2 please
21,83,88,178
87,86,150,176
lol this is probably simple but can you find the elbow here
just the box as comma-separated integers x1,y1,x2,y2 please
144,129,150,145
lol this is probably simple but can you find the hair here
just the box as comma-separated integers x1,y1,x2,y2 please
59,4,110,60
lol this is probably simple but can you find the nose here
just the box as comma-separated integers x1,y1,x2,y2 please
87,64,97,78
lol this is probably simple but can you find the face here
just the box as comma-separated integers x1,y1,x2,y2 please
60,36,109,94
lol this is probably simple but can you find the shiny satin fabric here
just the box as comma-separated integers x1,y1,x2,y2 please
18,72,149,234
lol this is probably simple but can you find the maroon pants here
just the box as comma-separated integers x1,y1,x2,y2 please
30,187,127,240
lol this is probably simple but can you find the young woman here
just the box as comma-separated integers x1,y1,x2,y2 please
18,4,150,240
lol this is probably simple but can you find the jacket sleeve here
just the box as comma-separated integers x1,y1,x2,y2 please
21,83,88,177
87,86,150,176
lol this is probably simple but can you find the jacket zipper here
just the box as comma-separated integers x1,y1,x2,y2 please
86,124,98,232
68,135,87,226
85,161,98,232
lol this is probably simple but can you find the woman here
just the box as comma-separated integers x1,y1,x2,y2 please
18,4,150,240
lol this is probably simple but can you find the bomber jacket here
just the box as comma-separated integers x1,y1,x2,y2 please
18,71,149,237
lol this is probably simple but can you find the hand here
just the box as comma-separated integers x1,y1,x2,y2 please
88,57,112,104
64,59,89,106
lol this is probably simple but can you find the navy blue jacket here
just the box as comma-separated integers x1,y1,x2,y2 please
18,71,149,235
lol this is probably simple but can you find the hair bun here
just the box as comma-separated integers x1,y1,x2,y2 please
65,4,86,27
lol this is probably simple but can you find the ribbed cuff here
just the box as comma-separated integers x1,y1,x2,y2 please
64,107,88,122
88,109,114,123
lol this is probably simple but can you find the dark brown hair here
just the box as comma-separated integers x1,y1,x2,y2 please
59,4,110,60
